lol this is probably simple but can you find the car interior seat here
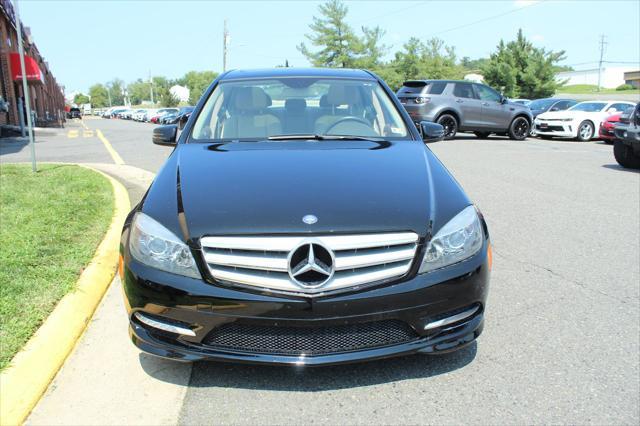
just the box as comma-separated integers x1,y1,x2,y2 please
221,87,282,139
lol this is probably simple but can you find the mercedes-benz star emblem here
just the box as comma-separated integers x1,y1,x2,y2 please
288,242,334,288
302,214,318,225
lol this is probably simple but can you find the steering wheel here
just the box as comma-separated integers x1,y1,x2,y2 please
323,116,372,134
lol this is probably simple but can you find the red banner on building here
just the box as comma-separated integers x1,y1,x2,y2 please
9,52,45,84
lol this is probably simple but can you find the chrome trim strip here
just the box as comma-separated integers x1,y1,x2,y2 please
203,250,288,272
134,312,196,337
334,246,416,270
424,306,479,331
209,261,413,294
200,232,418,252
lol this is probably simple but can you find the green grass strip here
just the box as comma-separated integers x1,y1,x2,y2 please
0,164,114,370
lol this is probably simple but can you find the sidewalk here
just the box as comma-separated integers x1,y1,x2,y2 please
25,164,192,425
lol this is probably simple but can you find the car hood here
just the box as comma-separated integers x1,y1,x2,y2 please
141,140,470,242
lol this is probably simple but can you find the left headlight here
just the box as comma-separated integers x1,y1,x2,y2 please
419,205,484,273
129,212,201,279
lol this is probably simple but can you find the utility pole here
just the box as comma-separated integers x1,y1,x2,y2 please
106,83,112,107
597,34,607,92
223,19,229,72
14,0,36,172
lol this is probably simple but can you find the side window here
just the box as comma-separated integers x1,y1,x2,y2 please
453,83,476,99
474,84,501,102
553,101,569,110
427,82,447,95
611,103,632,112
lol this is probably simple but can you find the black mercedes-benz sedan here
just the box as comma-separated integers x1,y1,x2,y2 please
119,68,491,366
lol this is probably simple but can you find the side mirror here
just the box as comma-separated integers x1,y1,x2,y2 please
500,96,508,104
420,121,445,143
178,113,189,130
550,107,559,112
153,125,178,146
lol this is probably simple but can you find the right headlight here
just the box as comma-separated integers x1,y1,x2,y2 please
419,205,484,273
129,212,201,279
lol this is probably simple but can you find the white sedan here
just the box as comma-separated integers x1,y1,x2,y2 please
534,100,636,141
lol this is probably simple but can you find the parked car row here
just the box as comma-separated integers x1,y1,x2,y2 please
396,79,636,142
100,106,194,125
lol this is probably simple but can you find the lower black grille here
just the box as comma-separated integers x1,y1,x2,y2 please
537,125,564,132
202,320,419,355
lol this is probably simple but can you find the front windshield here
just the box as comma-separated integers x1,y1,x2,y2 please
191,77,408,141
528,99,555,110
569,102,607,112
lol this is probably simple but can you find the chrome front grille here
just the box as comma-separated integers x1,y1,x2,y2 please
200,232,419,294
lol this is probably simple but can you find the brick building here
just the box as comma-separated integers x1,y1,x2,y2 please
0,0,65,129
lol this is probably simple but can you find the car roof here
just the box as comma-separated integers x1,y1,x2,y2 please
402,80,467,85
221,68,375,81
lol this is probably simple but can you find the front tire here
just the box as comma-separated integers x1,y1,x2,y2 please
613,139,640,169
508,117,530,140
576,121,595,142
437,114,458,140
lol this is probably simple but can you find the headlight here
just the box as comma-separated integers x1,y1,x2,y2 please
129,212,201,278
559,118,573,122
419,205,484,273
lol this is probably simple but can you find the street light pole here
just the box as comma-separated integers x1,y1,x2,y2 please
107,83,112,107
14,0,36,172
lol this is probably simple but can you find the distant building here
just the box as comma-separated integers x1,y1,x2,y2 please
0,0,65,129
170,85,190,103
623,70,640,88
464,73,484,83
555,66,636,89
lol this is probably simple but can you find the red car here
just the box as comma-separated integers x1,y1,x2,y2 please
599,113,622,143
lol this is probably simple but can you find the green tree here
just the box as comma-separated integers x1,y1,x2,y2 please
157,86,180,107
178,71,218,105
127,79,152,105
107,78,125,106
357,26,388,69
482,29,566,98
384,37,462,89
73,93,90,105
88,84,109,108
297,0,363,67
461,56,489,72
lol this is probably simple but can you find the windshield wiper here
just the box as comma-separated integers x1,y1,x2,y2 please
267,134,384,141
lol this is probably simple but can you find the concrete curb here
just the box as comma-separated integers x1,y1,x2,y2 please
0,166,131,426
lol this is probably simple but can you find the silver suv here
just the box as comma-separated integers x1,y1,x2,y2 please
397,80,533,140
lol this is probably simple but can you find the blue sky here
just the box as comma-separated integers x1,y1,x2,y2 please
19,0,640,94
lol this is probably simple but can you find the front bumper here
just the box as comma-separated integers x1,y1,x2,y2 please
121,241,490,366
534,120,576,138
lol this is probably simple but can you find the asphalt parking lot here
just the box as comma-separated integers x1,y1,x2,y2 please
2,118,638,424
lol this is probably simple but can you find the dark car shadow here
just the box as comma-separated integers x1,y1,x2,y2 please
602,164,640,173
0,137,29,155
140,342,477,390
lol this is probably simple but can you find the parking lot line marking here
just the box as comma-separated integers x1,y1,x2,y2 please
80,121,89,130
67,130,79,138
83,130,94,138
96,129,125,165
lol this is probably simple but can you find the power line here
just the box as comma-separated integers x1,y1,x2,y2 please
422,0,547,38
355,1,432,26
